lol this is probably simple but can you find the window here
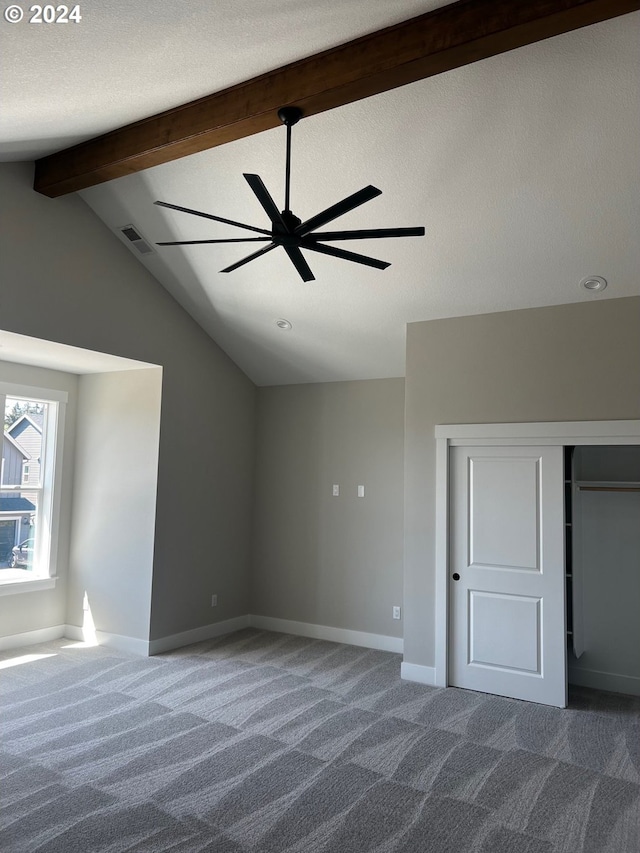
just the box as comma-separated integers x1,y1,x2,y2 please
0,382,67,593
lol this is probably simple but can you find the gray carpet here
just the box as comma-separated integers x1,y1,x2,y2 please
1,628,638,852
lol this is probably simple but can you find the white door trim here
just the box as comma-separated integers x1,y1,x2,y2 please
434,420,640,689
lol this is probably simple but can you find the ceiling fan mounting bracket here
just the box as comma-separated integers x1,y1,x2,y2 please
277,106,303,127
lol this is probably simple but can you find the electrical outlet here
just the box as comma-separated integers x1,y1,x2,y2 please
211,594,218,607
332,484,340,496
392,605,401,620
357,485,365,497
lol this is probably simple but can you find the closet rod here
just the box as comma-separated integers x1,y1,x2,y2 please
578,486,640,492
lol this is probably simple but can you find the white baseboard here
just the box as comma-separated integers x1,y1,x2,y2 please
1,614,401,658
569,666,640,697
401,661,437,686
249,614,403,654
64,624,150,656
148,615,251,655
0,624,66,652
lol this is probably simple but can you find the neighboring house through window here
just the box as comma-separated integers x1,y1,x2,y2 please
10,411,44,490
0,430,32,565
0,383,66,593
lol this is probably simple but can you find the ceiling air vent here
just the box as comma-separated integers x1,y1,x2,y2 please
119,224,153,255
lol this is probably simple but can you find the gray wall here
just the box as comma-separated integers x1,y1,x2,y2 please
252,378,405,637
404,296,640,667
3,159,639,661
67,369,162,643
0,162,256,643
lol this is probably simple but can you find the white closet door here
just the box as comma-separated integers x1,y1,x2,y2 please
449,445,566,707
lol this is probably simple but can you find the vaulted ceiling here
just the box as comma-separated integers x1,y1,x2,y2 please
2,1,639,384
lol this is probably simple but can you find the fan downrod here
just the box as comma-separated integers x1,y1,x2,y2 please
278,106,302,215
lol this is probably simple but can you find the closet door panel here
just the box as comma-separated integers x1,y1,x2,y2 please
449,445,566,707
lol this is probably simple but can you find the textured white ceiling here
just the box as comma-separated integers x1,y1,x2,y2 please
2,2,639,385
0,0,439,159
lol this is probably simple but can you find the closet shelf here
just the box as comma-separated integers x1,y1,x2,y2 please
575,480,640,493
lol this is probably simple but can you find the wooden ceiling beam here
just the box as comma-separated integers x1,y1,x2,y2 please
34,0,640,197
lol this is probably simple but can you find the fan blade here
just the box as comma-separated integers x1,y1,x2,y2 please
296,185,382,236
243,174,288,230
157,238,271,246
310,226,425,241
301,240,390,271
154,200,271,236
220,243,276,274
283,246,315,282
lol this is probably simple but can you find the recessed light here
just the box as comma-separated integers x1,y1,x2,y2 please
276,319,292,330
580,276,607,292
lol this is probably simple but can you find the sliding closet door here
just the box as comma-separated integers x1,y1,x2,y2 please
449,445,566,707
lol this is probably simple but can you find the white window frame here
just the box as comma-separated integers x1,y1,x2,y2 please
0,381,67,595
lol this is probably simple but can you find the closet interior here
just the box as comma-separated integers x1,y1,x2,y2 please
565,445,640,696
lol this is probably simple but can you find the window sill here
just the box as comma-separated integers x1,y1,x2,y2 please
0,573,57,596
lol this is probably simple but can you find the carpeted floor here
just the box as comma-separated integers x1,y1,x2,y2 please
1,628,638,852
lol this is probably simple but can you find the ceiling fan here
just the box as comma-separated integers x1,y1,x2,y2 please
154,106,425,282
